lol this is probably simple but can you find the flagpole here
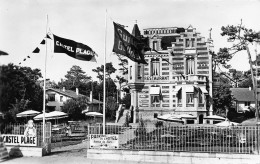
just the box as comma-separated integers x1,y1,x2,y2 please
43,15,48,144
103,10,107,135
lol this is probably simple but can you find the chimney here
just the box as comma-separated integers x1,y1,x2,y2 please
76,88,79,95
90,91,93,102
63,87,65,92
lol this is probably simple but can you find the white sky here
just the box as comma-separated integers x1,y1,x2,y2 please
1,0,260,82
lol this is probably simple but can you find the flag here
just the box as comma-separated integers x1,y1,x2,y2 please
53,34,97,62
0,50,8,56
32,47,40,53
46,34,52,39
40,39,45,44
113,22,147,64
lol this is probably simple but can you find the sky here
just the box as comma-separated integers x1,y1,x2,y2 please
1,0,260,82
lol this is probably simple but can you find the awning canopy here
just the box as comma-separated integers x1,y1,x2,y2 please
199,87,208,94
185,86,194,93
150,87,161,95
174,86,182,93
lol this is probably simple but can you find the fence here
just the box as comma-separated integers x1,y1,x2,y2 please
1,123,51,147
51,122,88,148
88,124,260,154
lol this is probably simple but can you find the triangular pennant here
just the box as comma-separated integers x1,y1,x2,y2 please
27,56,30,58
40,39,45,44
46,34,52,39
19,62,21,65
23,58,26,61
32,47,40,53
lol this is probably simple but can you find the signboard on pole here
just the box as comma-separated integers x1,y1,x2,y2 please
1,135,37,147
90,134,119,149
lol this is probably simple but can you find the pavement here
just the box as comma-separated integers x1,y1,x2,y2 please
1,142,164,164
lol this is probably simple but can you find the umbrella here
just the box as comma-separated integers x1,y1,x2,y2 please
240,118,260,126
16,110,40,118
157,114,184,123
85,112,103,117
204,115,225,121
178,114,197,119
34,111,68,120
215,120,239,127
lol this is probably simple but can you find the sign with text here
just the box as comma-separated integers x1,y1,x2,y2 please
1,135,37,146
90,134,119,149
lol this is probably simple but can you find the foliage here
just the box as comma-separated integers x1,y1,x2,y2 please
117,57,128,75
155,121,163,128
134,117,147,138
105,96,118,120
0,64,43,123
211,48,232,73
213,84,233,116
58,65,91,95
61,96,87,121
123,111,130,127
92,62,116,81
120,93,131,109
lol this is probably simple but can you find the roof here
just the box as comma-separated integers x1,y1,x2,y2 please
132,24,141,38
46,88,102,104
230,88,260,101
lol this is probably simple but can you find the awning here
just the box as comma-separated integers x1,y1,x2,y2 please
199,87,208,94
185,86,194,93
174,86,182,92
174,86,182,95
150,87,161,95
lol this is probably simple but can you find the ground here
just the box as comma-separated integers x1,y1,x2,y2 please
2,141,160,164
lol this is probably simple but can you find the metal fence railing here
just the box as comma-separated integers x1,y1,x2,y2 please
88,124,260,154
1,123,51,147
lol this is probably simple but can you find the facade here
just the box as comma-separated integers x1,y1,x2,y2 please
46,88,102,112
231,87,260,113
128,24,214,124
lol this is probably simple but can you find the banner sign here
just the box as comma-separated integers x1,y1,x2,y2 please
1,135,37,147
113,22,147,64
90,134,119,149
53,34,97,62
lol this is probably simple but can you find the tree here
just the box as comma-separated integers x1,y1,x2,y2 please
220,20,260,118
92,62,116,82
213,83,233,117
0,63,43,123
58,65,92,95
61,96,87,121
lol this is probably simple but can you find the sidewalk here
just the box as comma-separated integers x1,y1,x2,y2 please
1,156,165,164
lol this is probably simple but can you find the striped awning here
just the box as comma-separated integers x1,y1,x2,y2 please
185,86,194,93
199,87,208,94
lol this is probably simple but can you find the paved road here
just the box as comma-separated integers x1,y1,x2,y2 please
2,142,165,164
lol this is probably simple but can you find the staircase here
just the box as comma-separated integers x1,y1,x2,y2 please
117,110,129,124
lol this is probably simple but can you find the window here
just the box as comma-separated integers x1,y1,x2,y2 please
138,65,141,79
185,39,190,47
151,95,160,106
191,39,195,47
244,102,251,106
130,66,132,80
151,58,160,76
186,58,195,75
153,41,157,50
48,94,55,101
177,89,182,104
60,96,63,102
186,93,194,104
198,91,203,104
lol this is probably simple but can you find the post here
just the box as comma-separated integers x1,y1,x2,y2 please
42,15,48,144
102,10,107,135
